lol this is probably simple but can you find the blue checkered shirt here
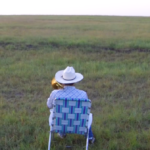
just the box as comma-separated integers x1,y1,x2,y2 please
47,86,88,109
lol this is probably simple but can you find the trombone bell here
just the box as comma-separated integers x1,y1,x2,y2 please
51,78,63,89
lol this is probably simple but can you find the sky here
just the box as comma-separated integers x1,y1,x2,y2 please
0,0,150,16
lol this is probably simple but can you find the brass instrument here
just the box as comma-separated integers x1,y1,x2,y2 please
51,78,63,89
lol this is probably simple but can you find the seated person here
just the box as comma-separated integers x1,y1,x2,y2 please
47,66,95,143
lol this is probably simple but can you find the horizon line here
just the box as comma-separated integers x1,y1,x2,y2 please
0,14,150,17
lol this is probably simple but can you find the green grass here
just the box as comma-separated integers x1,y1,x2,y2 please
0,15,150,150
0,15,150,51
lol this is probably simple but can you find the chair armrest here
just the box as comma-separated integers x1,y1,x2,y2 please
49,109,54,131
88,113,93,129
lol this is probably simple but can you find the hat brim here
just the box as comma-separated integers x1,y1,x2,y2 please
55,70,83,84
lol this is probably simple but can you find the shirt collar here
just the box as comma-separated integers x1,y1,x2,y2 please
63,86,76,89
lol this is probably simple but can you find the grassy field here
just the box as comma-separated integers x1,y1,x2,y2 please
0,15,150,150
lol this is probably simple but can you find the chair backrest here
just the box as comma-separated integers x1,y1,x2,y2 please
51,98,91,135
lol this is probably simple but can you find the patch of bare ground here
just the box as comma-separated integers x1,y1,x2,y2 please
0,41,150,53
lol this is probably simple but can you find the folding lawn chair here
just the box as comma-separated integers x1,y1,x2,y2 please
48,97,92,150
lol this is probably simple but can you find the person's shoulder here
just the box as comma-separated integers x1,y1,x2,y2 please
75,88,87,94
76,88,88,99
51,89,63,95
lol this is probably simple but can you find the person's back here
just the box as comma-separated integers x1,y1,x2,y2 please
47,85,88,108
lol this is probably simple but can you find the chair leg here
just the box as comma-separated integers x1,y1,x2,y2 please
52,132,54,141
48,131,52,150
86,130,89,150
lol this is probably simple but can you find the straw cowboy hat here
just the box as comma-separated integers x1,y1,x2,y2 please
55,66,83,84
